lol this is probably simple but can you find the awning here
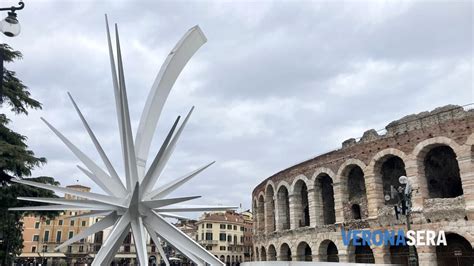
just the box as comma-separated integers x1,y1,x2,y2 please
18,252,66,258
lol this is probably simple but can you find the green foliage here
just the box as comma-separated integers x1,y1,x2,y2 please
0,44,46,184
0,176,60,264
0,44,59,264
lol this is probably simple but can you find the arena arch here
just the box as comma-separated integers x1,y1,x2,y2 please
347,238,375,264
338,160,369,220
293,179,310,227
296,241,312,261
268,244,277,261
257,194,265,233
370,149,408,206
265,183,276,233
318,239,339,262
414,137,463,199
260,246,267,261
314,172,336,225
436,233,474,265
276,184,291,230
279,243,292,261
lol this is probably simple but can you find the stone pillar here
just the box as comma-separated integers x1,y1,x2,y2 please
405,155,425,212
417,246,437,266
364,171,383,219
333,181,345,223
307,188,318,227
372,246,390,264
275,195,283,231
289,194,301,229
458,144,474,219
313,185,325,225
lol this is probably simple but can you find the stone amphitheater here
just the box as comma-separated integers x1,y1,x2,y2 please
251,105,474,266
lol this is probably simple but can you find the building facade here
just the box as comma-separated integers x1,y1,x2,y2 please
251,105,474,265
18,185,164,265
196,210,254,265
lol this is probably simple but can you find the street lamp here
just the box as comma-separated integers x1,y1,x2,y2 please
0,1,24,37
385,176,418,266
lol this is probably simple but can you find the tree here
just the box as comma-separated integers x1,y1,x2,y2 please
0,44,45,185
0,44,59,264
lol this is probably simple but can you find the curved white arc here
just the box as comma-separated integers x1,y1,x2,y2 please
146,161,215,200
115,24,139,189
56,212,118,250
135,26,207,178
11,179,127,208
140,115,180,192
143,195,201,209
156,206,237,213
144,211,223,266
143,107,194,195
40,117,122,197
68,93,126,196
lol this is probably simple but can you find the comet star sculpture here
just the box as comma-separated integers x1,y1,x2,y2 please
9,16,234,266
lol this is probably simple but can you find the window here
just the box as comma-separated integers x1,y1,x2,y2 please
220,224,226,229
56,231,62,243
206,223,212,229
34,222,40,229
233,225,237,230
68,231,74,239
240,236,244,243
220,246,226,251
219,233,226,241
70,220,75,226
31,246,36,253
227,235,232,242
205,246,212,251
58,220,63,226
45,220,50,225
205,232,213,240
33,235,39,242
81,221,86,226
201,224,204,228
67,246,72,253
44,231,50,242
151,245,156,252
42,245,47,252
240,226,244,231
79,246,84,252
227,224,232,230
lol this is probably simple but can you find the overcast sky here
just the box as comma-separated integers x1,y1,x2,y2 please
3,0,473,216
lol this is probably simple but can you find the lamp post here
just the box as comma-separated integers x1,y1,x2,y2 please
0,1,25,103
387,176,418,266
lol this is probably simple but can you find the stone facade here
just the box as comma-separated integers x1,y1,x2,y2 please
251,105,474,265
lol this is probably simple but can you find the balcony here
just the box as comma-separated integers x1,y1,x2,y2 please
198,240,218,245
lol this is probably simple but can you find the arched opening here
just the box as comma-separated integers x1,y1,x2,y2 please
436,233,473,265
348,238,374,263
424,146,463,198
261,247,267,261
226,255,231,265
268,245,277,261
317,174,336,224
351,204,361,220
265,185,276,232
220,255,225,262
319,240,339,262
380,156,407,205
344,165,368,220
294,180,310,227
389,240,418,265
277,186,290,230
279,243,292,261
255,248,259,261
257,195,265,233
296,242,312,261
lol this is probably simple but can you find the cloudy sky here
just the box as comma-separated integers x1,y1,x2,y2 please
3,0,473,216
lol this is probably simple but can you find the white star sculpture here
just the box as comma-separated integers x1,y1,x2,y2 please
10,16,234,266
